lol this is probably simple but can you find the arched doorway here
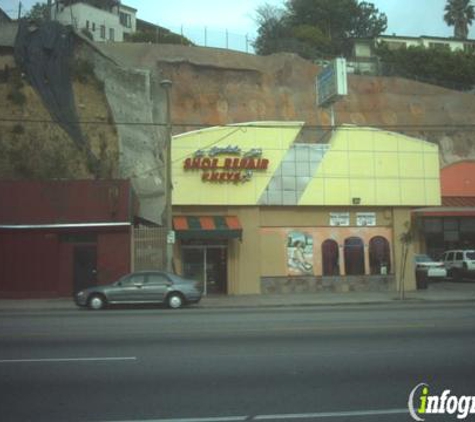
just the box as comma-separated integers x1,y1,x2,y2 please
322,239,340,275
344,237,365,275
369,236,391,275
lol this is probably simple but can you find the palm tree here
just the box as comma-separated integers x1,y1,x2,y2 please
444,0,475,39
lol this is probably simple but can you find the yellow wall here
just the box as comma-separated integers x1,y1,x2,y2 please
173,122,302,206
299,127,441,206
174,205,418,293
173,123,441,207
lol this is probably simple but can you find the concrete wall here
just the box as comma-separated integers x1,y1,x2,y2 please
81,43,168,225
261,275,395,294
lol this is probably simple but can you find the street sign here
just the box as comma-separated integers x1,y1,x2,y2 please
316,58,348,107
167,230,176,244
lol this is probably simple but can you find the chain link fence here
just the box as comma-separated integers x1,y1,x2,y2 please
156,25,255,54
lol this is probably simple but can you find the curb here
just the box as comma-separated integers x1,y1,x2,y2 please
0,297,473,312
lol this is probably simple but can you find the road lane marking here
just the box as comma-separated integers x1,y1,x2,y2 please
0,356,137,363
100,408,409,421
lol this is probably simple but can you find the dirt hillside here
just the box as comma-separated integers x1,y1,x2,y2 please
99,43,475,166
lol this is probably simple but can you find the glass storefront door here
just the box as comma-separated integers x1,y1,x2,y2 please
182,244,227,295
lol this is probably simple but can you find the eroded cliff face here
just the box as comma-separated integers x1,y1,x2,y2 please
0,63,119,180
98,43,475,165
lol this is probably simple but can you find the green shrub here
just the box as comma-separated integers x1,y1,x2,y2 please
11,124,25,135
7,89,26,106
71,58,95,83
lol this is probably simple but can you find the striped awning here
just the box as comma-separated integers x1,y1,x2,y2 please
173,216,242,240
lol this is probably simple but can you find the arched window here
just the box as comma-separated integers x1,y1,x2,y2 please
344,237,365,275
322,239,340,275
369,236,391,275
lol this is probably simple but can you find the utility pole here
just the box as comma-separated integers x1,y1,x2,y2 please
160,79,174,273
47,0,52,21
17,1,22,20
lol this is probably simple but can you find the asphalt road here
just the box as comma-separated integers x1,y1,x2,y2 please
1,303,475,422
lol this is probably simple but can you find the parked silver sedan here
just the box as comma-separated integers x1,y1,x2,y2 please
74,271,202,310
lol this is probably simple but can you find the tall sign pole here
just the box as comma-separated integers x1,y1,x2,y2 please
160,79,174,273
47,0,52,21
316,58,348,131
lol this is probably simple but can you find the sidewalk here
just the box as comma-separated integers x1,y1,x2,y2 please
1,282,474,312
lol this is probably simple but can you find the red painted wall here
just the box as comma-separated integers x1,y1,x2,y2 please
0,228,131,298
441,161,475,197
0,231,59,298
0,180,134,224
97,230,131,286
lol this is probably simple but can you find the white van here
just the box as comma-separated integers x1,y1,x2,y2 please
440,250,475,280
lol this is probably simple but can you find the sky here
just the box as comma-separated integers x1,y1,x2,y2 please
1,0,474,51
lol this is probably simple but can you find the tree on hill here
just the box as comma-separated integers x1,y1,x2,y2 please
444,0,475,39
24,3,50,21
376,43,475,90
126,20,194,46
253,0,387,59
58,0,120,10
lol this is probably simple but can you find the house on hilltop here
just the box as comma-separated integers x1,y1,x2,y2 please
349,34,475,75
51,0,137,42
0,6,12,22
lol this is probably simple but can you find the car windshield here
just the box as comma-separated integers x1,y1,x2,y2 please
467,252,475,259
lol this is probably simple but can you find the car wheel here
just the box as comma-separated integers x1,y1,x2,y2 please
88,294,106,310
167,293,184,309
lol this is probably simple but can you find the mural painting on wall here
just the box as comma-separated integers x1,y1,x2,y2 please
287,231,314,275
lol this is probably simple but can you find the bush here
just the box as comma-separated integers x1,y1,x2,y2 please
7,90,26,106
71,58,95,83
0,65,11,83
11,124,25,135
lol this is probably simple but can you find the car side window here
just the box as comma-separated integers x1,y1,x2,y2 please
122,274,145,286
455,252,463,260
447,252,454,261
147,273,170,286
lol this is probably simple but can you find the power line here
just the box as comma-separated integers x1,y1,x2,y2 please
2,117,475,132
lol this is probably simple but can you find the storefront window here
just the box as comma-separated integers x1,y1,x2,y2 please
322,239,340,276
344,237,365,275
369,236,391,275
460,219,475,232
423,218,442,233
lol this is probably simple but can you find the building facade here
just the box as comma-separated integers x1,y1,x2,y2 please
51,1,137,42
349,35,475,74
0,180,137,298
413,161,475,258
171,123,441,295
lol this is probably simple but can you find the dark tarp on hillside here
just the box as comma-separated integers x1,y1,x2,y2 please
14,21,98,174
